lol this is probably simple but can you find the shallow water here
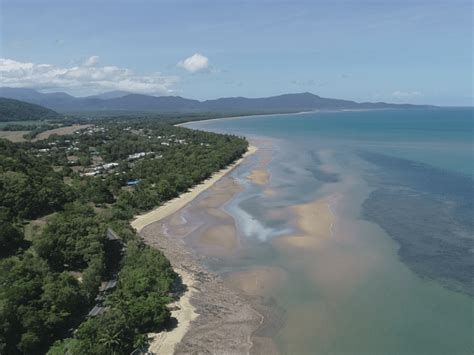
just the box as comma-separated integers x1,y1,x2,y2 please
184,108,474,354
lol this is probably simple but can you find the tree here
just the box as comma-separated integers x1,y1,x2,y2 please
33,203,105,271
0,221,24,257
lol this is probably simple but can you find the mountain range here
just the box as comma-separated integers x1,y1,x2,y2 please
0,87,433,113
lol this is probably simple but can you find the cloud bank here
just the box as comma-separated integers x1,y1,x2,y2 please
178,53,209,73
0,56,178,95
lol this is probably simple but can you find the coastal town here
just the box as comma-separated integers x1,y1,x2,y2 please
0,116,248,354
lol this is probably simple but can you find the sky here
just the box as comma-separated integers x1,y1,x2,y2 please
0,0,472,105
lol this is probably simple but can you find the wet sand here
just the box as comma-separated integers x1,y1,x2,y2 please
247,140,273,186
192,177,243,258
132,145,257,232
141,219,261,354
135,145,263,354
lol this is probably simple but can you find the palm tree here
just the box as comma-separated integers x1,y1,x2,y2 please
133,334,150,351
98,329,122,354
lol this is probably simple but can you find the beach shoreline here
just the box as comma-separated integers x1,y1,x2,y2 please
177,107,400,128
131,144,257,232
131,144,260,354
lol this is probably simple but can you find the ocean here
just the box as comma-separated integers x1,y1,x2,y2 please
184,108,474,355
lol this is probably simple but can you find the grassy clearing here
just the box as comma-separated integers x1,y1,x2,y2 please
0,130,30,142
33,124,92,141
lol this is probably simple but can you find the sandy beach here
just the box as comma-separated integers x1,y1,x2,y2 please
131,144,257,233
147,268,198,355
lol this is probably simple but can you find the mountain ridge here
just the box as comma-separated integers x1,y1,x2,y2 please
0,87,435,113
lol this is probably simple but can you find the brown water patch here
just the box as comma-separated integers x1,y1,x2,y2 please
197,177,242,209
281,300,341,352
265,207,288,221
264,187,279,197
225,266,288,297
251,336,280,355
273,198,335,254
292,199,334,238
248,169,271,185
198,224,238,255
273,234,322,251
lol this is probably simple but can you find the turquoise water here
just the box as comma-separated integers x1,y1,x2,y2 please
185,108,474,354
194,108,473,176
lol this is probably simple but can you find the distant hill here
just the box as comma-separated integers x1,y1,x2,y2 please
0,87,434,113
0,98,63,122
85,90,132,100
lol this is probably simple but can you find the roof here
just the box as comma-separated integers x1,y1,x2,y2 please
99,279,118,292
87,305,110,317
106,228,120,241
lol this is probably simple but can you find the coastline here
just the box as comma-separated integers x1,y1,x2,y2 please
177,111,316,128
131,144,259,354
131,144,257,232
177,107,403,128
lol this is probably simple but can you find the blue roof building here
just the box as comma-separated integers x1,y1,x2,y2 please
126,179,141,186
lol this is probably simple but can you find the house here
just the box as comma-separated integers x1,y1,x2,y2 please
101,162,119,170
128,152,146,161
83,171,100,177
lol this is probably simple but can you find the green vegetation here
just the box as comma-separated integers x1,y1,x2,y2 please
49,242,176,354
66,110,267,126
0,120,248,354
0,98,63,122
0,121,49,129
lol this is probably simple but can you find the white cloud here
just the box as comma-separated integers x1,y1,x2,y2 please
84,55,99,67
0,57,179,95
177,53,209,73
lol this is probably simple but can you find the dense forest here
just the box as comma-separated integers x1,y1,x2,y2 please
0,121,248,354
0,98,63,122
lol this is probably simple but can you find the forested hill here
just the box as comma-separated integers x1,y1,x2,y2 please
0,97,63,122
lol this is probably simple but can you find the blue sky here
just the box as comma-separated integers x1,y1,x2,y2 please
1,0,472,105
